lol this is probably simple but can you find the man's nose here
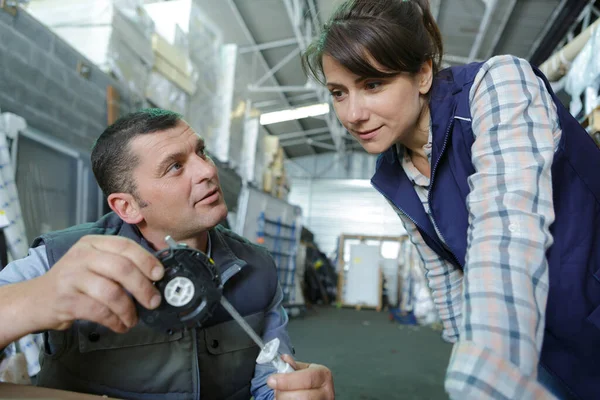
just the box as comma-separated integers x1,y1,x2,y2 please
191,155,216,183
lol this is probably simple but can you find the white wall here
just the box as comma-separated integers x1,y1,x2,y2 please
288,178,406,256
285,152,378,180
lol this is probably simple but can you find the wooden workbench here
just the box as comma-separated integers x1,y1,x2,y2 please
0,382,118,399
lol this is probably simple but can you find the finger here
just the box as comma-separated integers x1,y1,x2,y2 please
268,364,331,391
75,270,138,328
77,242,161,310
281,354,298,369
80,235,164,281
70,291,129,333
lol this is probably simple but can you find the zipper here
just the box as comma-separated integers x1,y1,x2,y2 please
192,328,200,400
427,117,463,268
371,180,434,245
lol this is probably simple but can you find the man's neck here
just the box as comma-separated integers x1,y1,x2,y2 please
138,226,209,252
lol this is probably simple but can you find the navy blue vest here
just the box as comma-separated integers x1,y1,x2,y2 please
372,62,600,399
32,212,279,400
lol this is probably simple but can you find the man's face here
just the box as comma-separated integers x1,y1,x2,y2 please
128,121,227,241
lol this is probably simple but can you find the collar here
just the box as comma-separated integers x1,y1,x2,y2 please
206,233,212,258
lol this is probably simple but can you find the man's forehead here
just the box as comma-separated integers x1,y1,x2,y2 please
130,123,204,152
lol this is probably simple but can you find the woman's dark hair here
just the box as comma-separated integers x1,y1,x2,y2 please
302,0,443,83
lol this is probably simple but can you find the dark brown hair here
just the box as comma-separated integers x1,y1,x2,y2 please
91,108,182,197
302,0,443,83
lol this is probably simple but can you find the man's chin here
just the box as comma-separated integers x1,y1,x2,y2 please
207,203,228,227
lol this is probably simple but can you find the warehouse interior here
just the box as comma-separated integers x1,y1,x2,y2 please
0,0,600,399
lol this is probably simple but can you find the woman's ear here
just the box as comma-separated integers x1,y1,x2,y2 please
418,59,434,95
107,193,144,224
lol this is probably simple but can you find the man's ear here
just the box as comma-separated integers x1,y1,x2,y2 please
107,193,144,224
418,59,434,95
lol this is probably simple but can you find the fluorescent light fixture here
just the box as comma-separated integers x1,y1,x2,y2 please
259,103,330,125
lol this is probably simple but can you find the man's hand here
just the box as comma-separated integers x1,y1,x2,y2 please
33,235,164,333
267,354,335,400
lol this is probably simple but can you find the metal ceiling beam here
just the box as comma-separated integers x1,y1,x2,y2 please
253,92,318,109
281,0,346,153
468,0,498,63
227,0,304,134
277,126,330,141
307,0,322,32
430,0,441,21
529,0,590,66
281,132,332,145
527,0,569,61
248,85,315,93
283,137,337,150
443,54,482,64
253,47,301,87
483,0,517,59
238,37,298,54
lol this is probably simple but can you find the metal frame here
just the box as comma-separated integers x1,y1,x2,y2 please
228,2,307,129
551,1,600,54
235,0,346,154
17,127,100,226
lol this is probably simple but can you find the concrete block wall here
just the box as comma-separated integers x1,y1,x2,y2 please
0,7,137,153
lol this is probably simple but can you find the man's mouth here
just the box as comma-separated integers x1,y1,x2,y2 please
197,188,219,205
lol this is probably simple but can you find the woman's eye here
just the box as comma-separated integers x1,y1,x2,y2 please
330,90,344,99
366,82,381,90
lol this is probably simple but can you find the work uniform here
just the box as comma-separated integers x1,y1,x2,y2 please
0,212,292,400
372,55,600,399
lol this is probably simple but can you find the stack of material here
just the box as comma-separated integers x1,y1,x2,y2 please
187,0,223,140
27,0,155,99
146,33,197,115
261,136,289,199
565,25,600,120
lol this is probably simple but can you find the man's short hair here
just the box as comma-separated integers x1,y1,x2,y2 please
91,108,182,197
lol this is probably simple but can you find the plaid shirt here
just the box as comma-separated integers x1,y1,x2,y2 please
395,55,562,399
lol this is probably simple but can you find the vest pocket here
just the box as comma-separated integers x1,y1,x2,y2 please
77,321,183,353
198,311,265,399
202,311,265,355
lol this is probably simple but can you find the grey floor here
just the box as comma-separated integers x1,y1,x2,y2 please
286,306,453,400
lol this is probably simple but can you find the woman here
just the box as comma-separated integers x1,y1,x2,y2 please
302,1,600,399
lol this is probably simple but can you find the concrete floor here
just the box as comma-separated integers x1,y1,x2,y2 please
286,306,453,400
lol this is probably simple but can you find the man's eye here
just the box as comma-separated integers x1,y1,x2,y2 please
169,162,182,172
197,147,206,156
366,82,381,90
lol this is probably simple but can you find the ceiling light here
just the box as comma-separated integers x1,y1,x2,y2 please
259,103,330,125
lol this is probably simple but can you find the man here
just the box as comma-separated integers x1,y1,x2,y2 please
0,109,334,400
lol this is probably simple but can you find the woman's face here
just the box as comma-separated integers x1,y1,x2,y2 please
323,54,433,154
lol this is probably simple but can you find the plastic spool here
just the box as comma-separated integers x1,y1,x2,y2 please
256,338,294,374
164,276,195,307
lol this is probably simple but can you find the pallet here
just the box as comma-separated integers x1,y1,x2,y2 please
337,265,384,312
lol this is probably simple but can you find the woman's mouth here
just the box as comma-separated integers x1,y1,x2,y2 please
355,126,382,140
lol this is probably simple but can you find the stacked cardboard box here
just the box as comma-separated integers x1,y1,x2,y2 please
27,0,155,99
146,33,197,115
262,136,290,200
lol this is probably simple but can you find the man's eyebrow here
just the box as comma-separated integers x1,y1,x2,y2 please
155,137,205,173
155,151,184,173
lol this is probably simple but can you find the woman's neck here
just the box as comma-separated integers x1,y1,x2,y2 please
404,103,431,160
